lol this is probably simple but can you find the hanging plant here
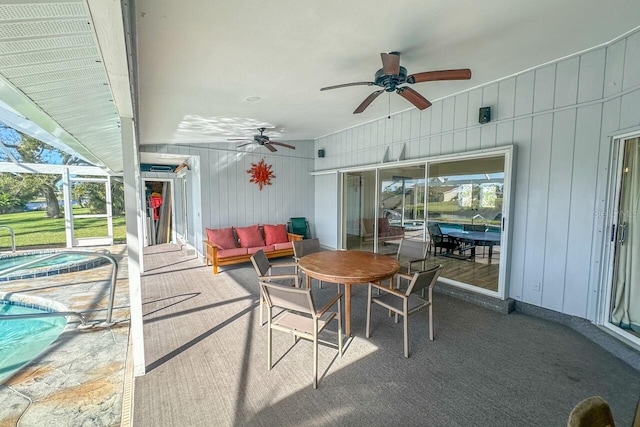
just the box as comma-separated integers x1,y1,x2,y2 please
247,158,275,190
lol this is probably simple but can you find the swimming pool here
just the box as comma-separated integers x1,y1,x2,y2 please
0,250,109,282
0,294,68,383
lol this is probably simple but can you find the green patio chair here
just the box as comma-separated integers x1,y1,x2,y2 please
288,217,310,239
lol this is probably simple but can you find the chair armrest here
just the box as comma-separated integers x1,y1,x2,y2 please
369,281,406,298
202,240,219,249
271,262,297,269
407,257,426,265
262,273,298,281
316,292,343,317
287,233,304,242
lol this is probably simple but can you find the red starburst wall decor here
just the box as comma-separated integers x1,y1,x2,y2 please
247,158,275,190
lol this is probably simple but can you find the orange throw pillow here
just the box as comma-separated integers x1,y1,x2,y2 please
263,224,289,245
205,227,237,250
235,225,266,248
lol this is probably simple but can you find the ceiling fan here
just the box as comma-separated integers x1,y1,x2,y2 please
320,52,471,114
229,128,296,152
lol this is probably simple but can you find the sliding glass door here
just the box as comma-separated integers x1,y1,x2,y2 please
341,149,512,298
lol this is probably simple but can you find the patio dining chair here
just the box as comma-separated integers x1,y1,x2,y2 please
366,265,443,358
395,238,429,275
250,250,299,325
260,280,343,389
292,238,325,288
426,223,457,256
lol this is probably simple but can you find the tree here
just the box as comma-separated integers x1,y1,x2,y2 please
72,179,124,215
0,124,84,217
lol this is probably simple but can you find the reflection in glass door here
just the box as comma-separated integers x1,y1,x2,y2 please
378,166,426,253
609,137,640,339
426,156,505,292
343,170,376,251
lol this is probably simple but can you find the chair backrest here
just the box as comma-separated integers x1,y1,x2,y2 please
567,396,615,427
397,238,428,261
293,238,322,259
289,217,309,238
427,223,445,243
250,250,271,277
405,265,443,297
260,281,315,315
463,224,487,232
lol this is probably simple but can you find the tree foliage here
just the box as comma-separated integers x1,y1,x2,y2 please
72,180,124,215
0,124,84,217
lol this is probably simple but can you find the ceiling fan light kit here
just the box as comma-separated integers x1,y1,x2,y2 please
320,52,471,114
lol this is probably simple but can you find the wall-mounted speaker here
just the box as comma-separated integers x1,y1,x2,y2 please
479,107,491,124
318,149,325,158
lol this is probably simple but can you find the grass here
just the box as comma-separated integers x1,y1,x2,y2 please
0,207,126,250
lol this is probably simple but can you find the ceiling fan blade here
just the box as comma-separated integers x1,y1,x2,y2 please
265,143,277,152
320,82,375,91
228,138,252,141
353,90,384,114
381,52,400,75
269,141,296,150
407,68,472,84
397,87,432,110
237,142,253,148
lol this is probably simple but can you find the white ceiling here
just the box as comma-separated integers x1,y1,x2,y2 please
135,0,640,146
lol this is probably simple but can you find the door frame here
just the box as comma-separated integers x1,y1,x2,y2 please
142,178,176,246
598,131,640,349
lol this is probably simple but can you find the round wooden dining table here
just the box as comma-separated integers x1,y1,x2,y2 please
298,250,400,336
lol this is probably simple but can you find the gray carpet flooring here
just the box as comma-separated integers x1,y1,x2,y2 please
133,244,640,427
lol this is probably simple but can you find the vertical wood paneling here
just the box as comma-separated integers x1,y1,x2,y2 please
498,78,516,120
482,84,499,118
480,124,497,149
514,71,535,117
453,131,466,154
509,118,533,300
622,31,640,90
620,88,640,129
441,133,453,155
442,97,455,132
420,108,431,138
496,121,514,147
430,102,443,134
410,109,421,139
419,137,429,157
429,135,441,157
466,127,481,151
454,93,468,129
542,109,576,311
401,110,411,141
533,64,556,112
314,173,338,248
604,39,625,97
565,104,602,317
522,113,553,305
578,49,606,103
392,114,402,142
554,57,579,108
467,88,483,127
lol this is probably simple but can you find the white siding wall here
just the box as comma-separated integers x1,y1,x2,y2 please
141,141,315,253
313,29,640,321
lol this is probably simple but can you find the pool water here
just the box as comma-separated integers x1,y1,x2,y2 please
0,302,67,383
0,253,88,271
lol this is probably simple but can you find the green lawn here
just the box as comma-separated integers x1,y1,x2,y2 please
0,207,126,250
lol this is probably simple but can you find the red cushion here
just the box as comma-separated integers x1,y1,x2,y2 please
274,241,293,251
206,227,237,250
235,225,265,248
378,217,391,233
263,224,289,245
247,245,275,254
217,248,248,258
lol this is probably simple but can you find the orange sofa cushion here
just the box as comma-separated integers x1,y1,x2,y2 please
263,224,289,245
205,227,237,250
235,225,265,248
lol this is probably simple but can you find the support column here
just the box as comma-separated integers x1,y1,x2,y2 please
61,166,73,248
121,117,146,377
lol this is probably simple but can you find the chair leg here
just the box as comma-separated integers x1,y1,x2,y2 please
313,321,318,389
338,301,343,357
267,315,273,370
365,285,372,338
260,298,264,326
429,303,434,341
403,313,409,358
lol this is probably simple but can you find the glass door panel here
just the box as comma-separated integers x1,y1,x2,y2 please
378,166,426,254
343,170,376,251
426,155,505,292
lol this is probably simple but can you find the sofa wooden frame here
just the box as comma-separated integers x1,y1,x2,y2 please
203,232,303,274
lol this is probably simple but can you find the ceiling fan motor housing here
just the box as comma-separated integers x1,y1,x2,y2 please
375,66,408,91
